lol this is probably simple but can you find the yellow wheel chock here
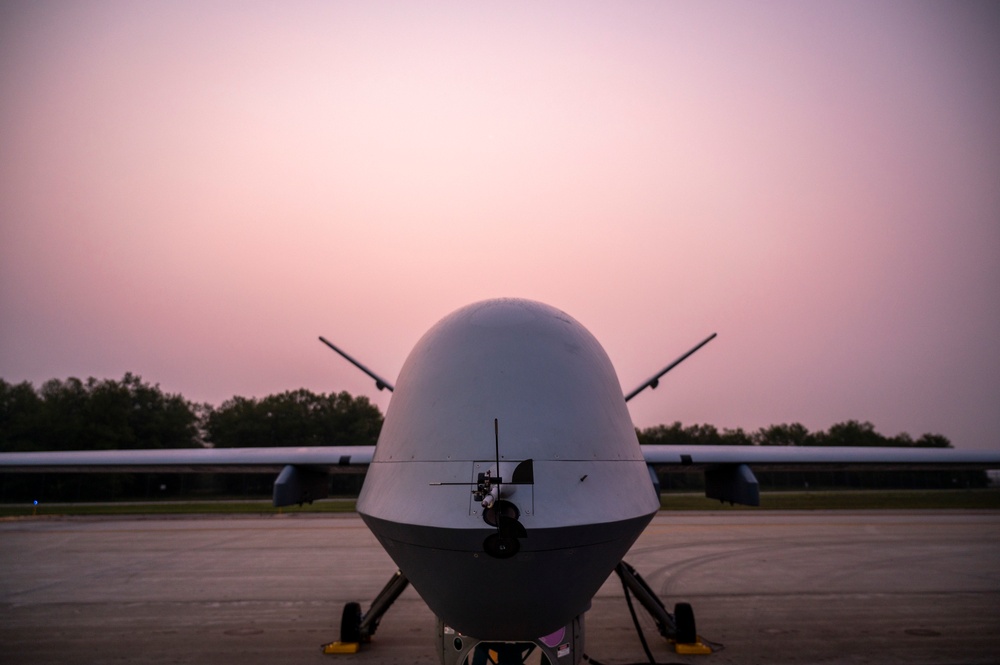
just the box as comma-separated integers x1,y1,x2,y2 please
322,641,360,654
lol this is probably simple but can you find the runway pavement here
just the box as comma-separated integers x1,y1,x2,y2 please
2,511,998,664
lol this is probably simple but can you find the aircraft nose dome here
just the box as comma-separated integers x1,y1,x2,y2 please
357,298,658,639
375,298,641,463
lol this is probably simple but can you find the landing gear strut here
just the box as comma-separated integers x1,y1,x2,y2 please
613,560,709,654
323,569,410,654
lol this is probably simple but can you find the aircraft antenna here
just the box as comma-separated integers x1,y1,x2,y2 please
624,332,717,402
318,336,395,392
476,417,527,559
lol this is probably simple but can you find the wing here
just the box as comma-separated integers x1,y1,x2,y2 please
0,446,373,507
643,444,1000,468
642,445,1000,506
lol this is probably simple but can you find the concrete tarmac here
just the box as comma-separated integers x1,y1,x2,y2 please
2,511,998,665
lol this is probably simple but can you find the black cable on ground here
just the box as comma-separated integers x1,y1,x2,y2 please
579,575,691,665
620,574,657,664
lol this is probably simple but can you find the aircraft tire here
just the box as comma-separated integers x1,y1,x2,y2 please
341,601,362,643
674,602,696,644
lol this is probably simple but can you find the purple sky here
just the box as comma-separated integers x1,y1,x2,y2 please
2,2,998,449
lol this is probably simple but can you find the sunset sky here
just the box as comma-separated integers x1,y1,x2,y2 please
2,2,998,449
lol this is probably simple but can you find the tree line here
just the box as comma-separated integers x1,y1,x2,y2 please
0,375,381,501
0,374,382,452
637,420,951,448
0,374,986,500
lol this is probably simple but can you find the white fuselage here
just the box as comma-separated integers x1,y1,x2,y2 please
357,299,659,639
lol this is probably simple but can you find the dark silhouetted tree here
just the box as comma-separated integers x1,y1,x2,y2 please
206,389,382,448
754,422,813,446
0,374,199,452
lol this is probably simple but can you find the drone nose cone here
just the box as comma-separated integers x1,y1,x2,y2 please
356,299,659,639
373,298,643,464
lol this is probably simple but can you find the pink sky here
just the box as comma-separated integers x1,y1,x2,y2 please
2,2,998,449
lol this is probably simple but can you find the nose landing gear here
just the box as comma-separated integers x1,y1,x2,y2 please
322,569,410,655
613,560,710,655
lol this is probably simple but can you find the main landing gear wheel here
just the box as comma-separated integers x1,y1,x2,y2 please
340,601,362,644
673,602,696,644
